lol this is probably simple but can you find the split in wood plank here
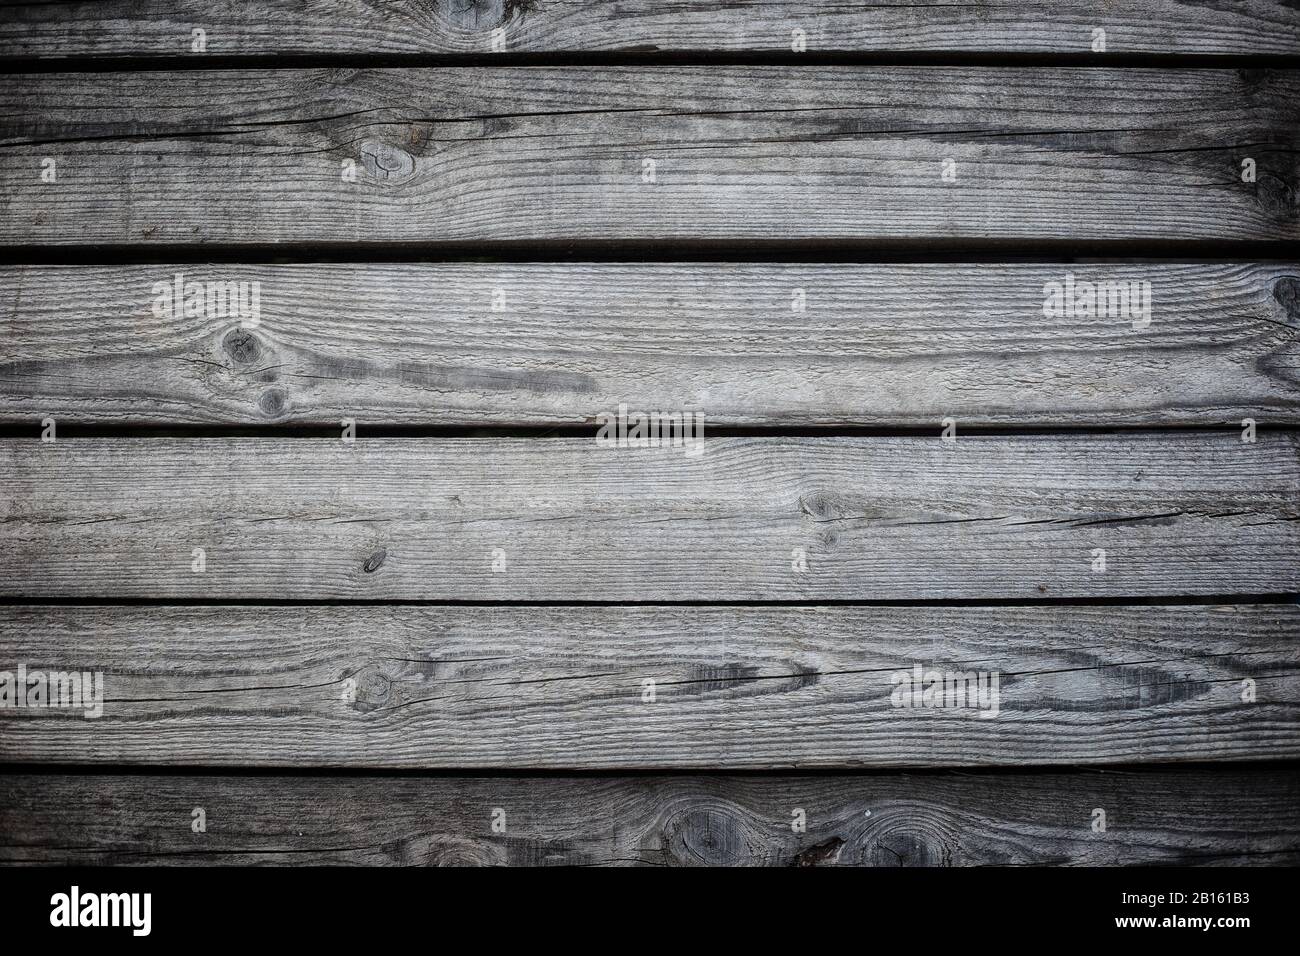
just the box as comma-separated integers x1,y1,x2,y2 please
3,1,1298,58
2,262,1298,427
3,68,1297,244
0,604,1296,768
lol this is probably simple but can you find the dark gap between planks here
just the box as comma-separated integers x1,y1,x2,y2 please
1,424,1297,439
3,241,1299,265
1,594,1295,609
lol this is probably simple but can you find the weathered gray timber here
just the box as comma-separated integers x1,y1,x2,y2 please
2,2,1298,870
1,434,1295,601
0,605,1295,768
2,263,1298,427
4,767,1298,865
2,68,1296,244
3,1,1298,57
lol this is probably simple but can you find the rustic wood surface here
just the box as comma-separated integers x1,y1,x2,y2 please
1,604,1295,768
3,68,1297,245
2,3,1298,868
1,434,1295,601
2,262,1298,427
4,766,1298,865
4,0,1299,57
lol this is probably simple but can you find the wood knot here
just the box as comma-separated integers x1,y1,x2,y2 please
863,812,957,867
662,805,758,866
423,838,503,867
799,492,832,520
445,0,538,31
1236,68,1272,88
1273,277,1300,321
351,666,392,712
1255,172,1298,221
257,387,288,418
363,548,387,573
222,328,262,365
503,0,541,22
360,141,416,183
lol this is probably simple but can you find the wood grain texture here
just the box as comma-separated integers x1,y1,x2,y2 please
3,67,1297,245
1,434,1296,601
0,605,1296,768
4,767,1299,865
3,262,1299,427
3,1,1299,57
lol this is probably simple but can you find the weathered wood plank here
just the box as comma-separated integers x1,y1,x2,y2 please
3,262,1298,427
3,1,1298,57
0,605,1296,768
4,766,1298,865
3,68,1296,244
1,435,1295,601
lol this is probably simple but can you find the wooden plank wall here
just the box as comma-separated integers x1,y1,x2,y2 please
1,1,1298,867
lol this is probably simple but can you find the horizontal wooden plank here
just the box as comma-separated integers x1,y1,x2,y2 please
3,1,1299,57
3,68,1296,244
1,434,1295,601
0,605,1296,768
3,262,1298,427
4,766,1298,865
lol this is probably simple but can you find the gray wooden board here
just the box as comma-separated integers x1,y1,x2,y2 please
3,1,1299,57
0,605,1296,768
1,434,1296,602
2,262,1299,427
3,767,1298,865
3,68,1297,244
